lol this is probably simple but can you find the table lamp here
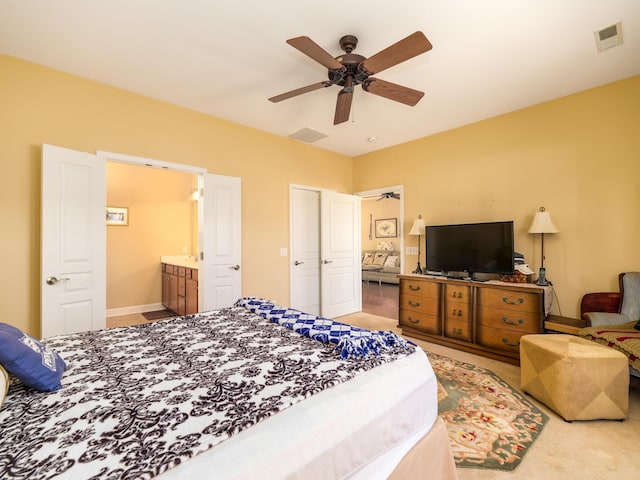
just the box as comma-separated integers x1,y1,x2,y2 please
409,215,426,274
527,207,558,286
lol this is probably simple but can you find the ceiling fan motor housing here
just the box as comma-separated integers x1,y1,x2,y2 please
329,53,368,88
327,35,372,90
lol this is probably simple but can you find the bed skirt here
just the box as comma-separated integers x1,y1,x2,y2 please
388,417,458,480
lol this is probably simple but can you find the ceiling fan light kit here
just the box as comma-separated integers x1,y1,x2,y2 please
269,31,433,125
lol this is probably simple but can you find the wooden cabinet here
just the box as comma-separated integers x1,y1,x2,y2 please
399,275,546,364
186,269,198,315
162,264,179,313
162,263,198,315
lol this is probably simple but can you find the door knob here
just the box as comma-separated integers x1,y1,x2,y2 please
323,259,333,264
229,265,240,271
46,276,70,285
294,260,304,265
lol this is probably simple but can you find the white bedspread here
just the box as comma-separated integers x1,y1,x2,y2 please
0,307,435,480
160,348,438,480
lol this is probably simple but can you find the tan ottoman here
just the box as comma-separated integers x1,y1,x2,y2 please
520,334,629,421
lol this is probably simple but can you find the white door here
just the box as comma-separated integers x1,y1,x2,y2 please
200,173,242,310
290,188,321,315
290,188,361,318
41,144,106,338
321,191,362,318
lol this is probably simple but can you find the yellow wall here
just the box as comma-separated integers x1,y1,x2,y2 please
0,55,353,336
354,75,640,317
106,163,197,310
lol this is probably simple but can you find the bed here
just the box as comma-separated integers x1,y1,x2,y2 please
0,298,457,480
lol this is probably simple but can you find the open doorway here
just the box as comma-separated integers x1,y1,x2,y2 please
105,162,198,318
356,186,404,319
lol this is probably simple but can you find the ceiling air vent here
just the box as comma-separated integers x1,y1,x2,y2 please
289,127,327,143
594,21,623,52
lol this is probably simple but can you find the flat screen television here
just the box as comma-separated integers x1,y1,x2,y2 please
425,221,514,278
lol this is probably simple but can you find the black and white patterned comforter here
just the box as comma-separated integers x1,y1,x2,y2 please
0,306,415,480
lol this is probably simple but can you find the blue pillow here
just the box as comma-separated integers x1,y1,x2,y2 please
0,323,66,392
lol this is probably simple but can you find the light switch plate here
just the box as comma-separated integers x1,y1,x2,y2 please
406,246,419,255
280,247,288,257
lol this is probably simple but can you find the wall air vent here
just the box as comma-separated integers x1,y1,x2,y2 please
288,127,327,143
594,21,623,52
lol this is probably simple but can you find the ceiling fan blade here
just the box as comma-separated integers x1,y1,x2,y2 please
360,31,432,75
287,36,346,71
269,81,332,103
334,88,353,125
362,78,424,106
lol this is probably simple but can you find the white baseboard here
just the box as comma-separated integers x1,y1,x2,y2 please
107,303,165,318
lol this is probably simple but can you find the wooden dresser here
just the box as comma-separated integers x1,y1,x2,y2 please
399,274,547,364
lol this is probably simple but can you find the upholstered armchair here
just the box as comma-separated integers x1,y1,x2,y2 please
581,272,640,327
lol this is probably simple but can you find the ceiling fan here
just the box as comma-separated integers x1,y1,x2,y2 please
269,32,433,125
378,192,400,201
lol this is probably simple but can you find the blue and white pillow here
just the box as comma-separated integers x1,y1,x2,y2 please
0,323,66,392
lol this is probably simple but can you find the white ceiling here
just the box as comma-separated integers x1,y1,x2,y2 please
1,0,639,157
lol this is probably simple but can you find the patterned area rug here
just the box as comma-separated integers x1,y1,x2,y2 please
427,352,548,471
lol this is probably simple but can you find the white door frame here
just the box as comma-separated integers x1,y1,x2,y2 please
97,150,209,309
354,185,405,273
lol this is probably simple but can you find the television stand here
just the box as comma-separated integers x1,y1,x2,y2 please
398,274,547,365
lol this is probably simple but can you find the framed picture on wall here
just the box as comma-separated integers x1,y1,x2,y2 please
106,206,129,226
375,218,397,238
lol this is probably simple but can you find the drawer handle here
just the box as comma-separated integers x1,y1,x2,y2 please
409,284,421,291
502,316,524,325
408,300,421,307
452,309,463,317
502,338,520,347
452,291,462,298
451,327,463,336
502,296,524,305
407,316,420,324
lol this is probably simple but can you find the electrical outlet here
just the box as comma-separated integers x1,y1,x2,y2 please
406,246,419,255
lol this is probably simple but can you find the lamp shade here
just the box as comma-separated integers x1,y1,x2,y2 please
409,215,425,236
528,209,558,234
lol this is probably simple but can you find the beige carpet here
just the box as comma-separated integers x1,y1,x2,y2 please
338,312,640,480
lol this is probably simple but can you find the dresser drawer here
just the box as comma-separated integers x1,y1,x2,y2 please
400,294,439,316
477,288,541,314
445,284,471,303
399,310,441,335
444,301,471,322
476,325,525,354
444,318,472,342
477,307,541,333
400,280,440,299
